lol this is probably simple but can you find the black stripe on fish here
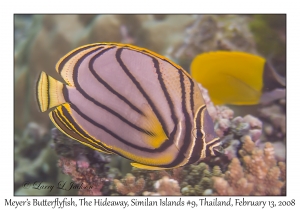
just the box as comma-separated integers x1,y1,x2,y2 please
151,57,178,149
56,107,91,143
52,109,72,131
127,46,192,79
36,73,42,112
115,48,171,140
205,137,222,157
89,48,145,116
72,47,155,137
53,107,112,153
46,73,50,111
208,139,222,156
57,44,102,74
69,102,171,153
172,70,193,166
62,85,69,103
187,105,206,164
189,79,195,117
59,105,113,153
160,70,193,168
55,106,95,145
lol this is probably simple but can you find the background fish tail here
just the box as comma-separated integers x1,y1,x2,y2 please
263,61,286,91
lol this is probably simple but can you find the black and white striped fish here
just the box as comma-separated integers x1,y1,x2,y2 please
36,43,222,170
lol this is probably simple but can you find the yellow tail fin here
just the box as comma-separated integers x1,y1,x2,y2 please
36,71,66,112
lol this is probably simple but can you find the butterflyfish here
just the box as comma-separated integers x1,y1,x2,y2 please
190,51,286,105
36,43,221,170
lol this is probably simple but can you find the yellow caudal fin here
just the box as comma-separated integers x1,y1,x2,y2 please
131,162,169,170
138,103,168,149
36,71,66,112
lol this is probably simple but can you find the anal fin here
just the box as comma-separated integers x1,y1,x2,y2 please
49,104,113,154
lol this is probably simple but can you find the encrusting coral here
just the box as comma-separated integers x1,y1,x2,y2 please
212,135,285,195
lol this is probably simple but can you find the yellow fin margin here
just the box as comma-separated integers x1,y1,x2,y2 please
49,103,113,154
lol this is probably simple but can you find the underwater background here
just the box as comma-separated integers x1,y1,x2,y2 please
14,14,286,195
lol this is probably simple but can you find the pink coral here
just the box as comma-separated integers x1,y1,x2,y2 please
113,173,145,195
154,176,181,195
58,157,107,195
143,176,181,196
213,136,285,195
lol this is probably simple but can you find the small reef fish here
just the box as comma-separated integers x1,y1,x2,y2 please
36,43,222,170
190,51,286,105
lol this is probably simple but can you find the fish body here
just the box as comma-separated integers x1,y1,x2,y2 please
190,51,285,105
36,43,220,170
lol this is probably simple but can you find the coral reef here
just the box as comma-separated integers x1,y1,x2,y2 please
111,133,286,196
131,167,171,192
113,173,145,195
202,93,266,169
58,157,110,195
143,176,181,196
259,104,286,139
153,176,181,195
52,128,112,195
179,163,223,196
214,112,263,141
49,93,285,196
212,135,285,195
258,98,286,161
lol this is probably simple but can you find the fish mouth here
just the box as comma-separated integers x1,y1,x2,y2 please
211,135,232,156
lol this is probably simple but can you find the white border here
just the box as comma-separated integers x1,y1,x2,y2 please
2,0,299,209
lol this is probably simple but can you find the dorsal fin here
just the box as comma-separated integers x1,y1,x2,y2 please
55,44,106,86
